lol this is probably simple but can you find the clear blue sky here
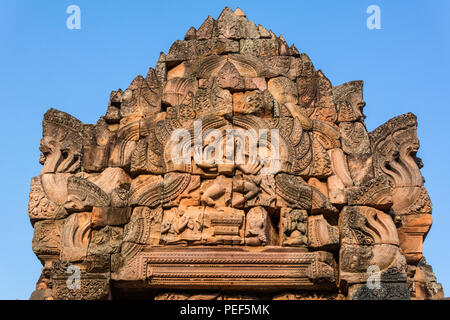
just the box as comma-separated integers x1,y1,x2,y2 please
0,0,448,299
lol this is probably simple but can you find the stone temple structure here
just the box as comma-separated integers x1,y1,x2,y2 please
28,7,444,300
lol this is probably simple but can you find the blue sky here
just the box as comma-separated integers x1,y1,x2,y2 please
0,0,448,299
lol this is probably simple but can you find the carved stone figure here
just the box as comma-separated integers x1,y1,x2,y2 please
280,208,308,246
160,206,203,245
245,207,275,246
27,7,443,300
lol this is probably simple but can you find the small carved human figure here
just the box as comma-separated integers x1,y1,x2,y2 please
281,209,308,246
245,207,269,246
232,162,264,207
161,208,201,236
200,175,229,207
194,130,229,175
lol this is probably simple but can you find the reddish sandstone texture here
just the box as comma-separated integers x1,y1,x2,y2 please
28,7,443,300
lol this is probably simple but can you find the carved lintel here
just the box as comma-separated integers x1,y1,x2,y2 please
113,247,336,290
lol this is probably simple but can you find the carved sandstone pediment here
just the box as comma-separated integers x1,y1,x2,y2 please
28,7,443,300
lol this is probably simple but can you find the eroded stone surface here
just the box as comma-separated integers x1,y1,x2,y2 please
28,7,443,300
